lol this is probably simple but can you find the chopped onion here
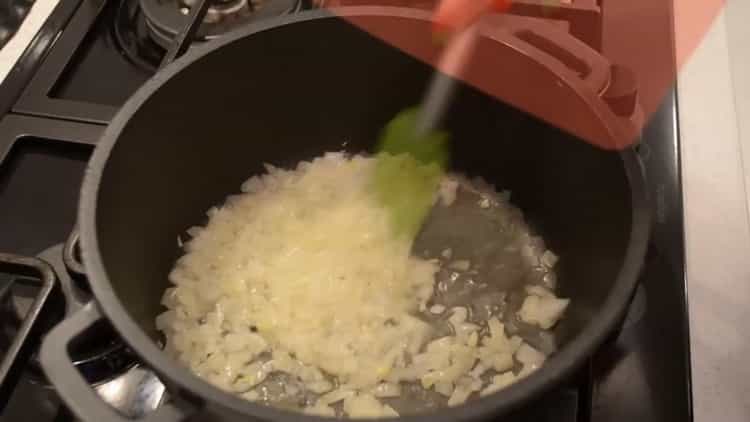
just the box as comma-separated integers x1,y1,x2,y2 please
439,178,459,206
343,393,399,418
429,304,446,315
479,372,518,397
371,382,402,398
518,292,570,329
158,153,570,417
516,343,546,368
541,250,559,268
449,260,471,271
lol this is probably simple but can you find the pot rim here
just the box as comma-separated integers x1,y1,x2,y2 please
79,6,650,421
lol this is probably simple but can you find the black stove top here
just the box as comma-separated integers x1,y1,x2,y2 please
0,0,692,421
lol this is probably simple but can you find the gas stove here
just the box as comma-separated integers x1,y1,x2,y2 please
0,0,691,421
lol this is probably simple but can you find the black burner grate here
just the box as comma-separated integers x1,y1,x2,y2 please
0,254,58,412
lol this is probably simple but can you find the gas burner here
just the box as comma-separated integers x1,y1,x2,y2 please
1,251,159,417
94,365,167,418
39,244,139,387
113,0,172,70
140,0,302,49
202,0,252,24
0,247,137,388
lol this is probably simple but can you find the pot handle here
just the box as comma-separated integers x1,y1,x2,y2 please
485,19,643,148
499,20,612,97
40,302,190,422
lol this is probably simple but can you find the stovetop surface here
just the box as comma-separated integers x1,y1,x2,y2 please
0,0,691,421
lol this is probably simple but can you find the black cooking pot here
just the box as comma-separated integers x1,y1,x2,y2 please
40,7,649,422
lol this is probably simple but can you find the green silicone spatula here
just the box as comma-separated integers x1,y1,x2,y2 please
373,26,481,238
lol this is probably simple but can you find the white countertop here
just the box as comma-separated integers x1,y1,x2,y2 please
0,0,60,85
678,1,750,421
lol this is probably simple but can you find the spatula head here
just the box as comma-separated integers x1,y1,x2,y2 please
376,107,450,166
372,107,451,238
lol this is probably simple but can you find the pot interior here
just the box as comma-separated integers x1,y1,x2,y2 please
92,13,634,365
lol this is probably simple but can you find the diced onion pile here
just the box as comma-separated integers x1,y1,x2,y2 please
157,153,569,418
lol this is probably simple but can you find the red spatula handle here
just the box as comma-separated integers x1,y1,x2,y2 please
433,0,512,35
